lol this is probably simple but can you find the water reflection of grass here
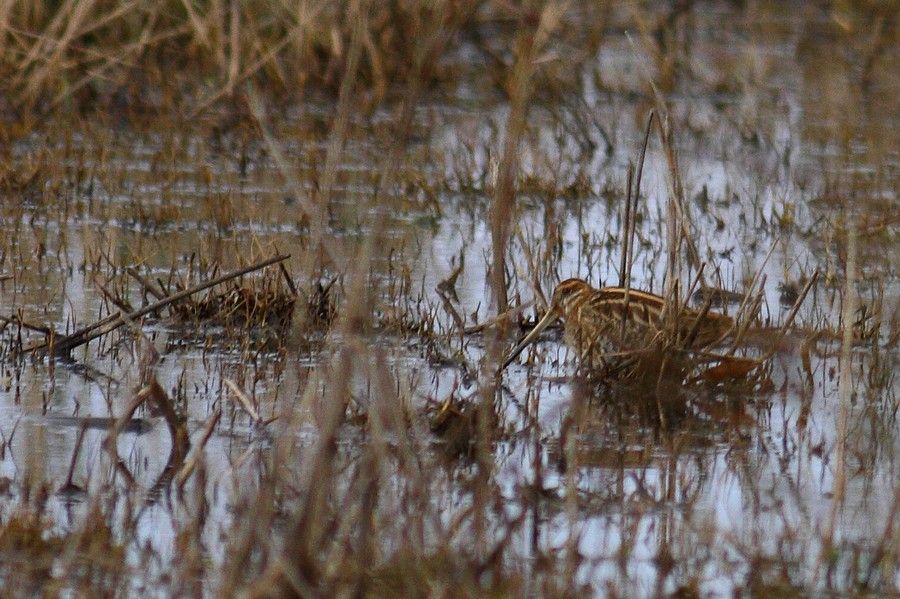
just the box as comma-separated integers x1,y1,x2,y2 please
0,1,898,597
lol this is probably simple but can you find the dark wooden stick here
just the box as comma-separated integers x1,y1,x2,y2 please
627,110,654,289
0,314,53,335
22,254,290,357
125,266,166,300
619,164,634,288
277,261,298,296
59,421,88,493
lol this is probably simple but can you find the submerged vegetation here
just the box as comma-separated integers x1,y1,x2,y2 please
0,1,897,597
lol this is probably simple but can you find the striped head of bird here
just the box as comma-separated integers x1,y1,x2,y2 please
501,279,596,370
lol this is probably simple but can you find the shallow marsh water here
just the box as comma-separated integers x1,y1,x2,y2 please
0,3,897,596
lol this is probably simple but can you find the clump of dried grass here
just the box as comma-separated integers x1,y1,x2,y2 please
169,271,296,332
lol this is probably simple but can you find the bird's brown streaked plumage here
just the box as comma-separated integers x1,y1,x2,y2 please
502,278,733,371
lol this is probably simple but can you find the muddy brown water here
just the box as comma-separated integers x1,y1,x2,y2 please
0,4,897,596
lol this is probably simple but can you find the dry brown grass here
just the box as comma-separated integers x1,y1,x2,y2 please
0,1,897,597
0,0,613,120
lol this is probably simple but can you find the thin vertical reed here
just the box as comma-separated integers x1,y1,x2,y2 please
490,3,565,315
815,216,858,583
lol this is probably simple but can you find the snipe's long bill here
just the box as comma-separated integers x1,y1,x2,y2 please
502,278,733,370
